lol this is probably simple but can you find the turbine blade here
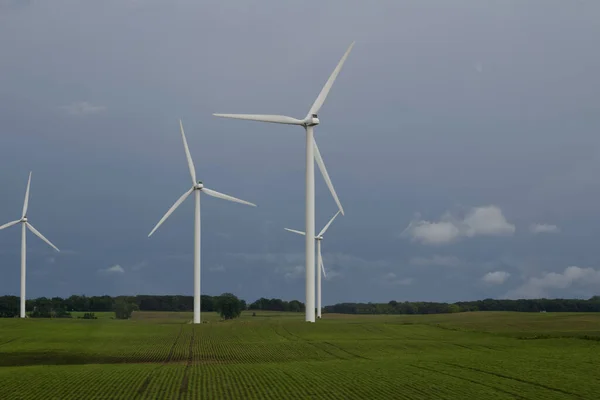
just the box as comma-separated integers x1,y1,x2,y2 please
308,42,355,116
213,114,304,125
0,220,21,231
179,120,197,185
26,223,59,252
318,210,341,237
319,247,327,278
22,171,32,217
202,188,256,207
313,138,344,215
284,228,306,236
148,188,194,237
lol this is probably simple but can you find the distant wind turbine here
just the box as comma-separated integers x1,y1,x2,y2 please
0,172,60,318
285,210,341,319
214,42,354,322
147,120,256,324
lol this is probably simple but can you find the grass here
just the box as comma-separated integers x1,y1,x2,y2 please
1,311,600,399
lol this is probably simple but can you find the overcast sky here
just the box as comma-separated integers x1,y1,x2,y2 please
1,0,600,304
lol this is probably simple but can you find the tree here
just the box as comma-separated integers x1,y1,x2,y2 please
215,293,243,320
0,296,19,318
448,304,461,313
248,298,305,312
114,298,138,319
30,297,52,318
289,300,303,312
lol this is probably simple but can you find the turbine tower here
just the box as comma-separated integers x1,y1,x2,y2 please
214,42,354,322
285,210,340,319
148,120,256,324
0,172,60,318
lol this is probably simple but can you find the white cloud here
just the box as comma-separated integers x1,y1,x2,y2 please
529,223,560,234
404,219,461,245
462,206,515,237
61,101,106,116
482,271,510,285
98,264,125,275
402,205,515,245
409,255,460,267
505,266,600,299
209,264,226,273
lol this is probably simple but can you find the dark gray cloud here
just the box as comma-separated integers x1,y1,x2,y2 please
1,1,600,303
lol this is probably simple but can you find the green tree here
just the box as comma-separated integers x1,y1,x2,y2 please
448,304,461,313
215,293,243,320
113,298,138,319
289,300,303,312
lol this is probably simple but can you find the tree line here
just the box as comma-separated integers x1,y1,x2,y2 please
323,297,600,315
0,294,305,319
3,295,599,319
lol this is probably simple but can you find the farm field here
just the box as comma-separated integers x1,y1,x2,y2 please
1,311,600,399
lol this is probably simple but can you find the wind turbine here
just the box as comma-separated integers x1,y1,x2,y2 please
0,172,60,318
148,120,256,324
285,210,340,319
214,42,354,322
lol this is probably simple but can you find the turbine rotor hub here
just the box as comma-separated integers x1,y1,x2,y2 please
305,114,320,127
194,181,204,190
21,217,27,222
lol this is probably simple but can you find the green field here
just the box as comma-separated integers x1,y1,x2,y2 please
1,311,600,399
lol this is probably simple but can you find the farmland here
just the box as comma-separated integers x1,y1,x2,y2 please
1,312,600,399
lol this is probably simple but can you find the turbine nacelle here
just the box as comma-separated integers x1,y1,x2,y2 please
194,181,204,190
316,235,324,241
304,114,320,127
20,217,27,223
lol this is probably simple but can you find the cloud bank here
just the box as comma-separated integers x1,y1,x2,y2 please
481,271,510,285
402,205,515,245
505,266,600,299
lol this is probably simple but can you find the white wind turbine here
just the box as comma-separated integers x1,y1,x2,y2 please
0,172,60,318
148,120,256,324
214,42,354,322
285,210,340,319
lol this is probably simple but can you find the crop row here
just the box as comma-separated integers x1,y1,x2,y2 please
4,353,594,400
2,317,600,399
